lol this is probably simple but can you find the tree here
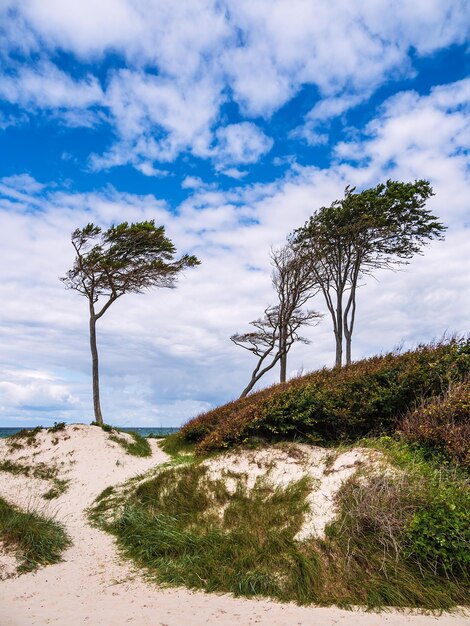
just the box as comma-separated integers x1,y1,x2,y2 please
61,221,199,425
293,179,445,367
231,305,320,398
270,243,321,382
232,242,321,397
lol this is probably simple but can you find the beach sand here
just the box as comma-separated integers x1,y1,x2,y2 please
0,425,468,626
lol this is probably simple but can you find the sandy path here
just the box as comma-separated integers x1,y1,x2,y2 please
0,426,468,626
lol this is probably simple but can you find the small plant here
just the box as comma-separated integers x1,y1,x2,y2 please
0,496,71,572
42,479,70,500
109,431,152,458
48,422,67,433
0,459,59,481
10,426,43,446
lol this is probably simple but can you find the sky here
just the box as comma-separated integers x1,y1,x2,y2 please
0,1,469,428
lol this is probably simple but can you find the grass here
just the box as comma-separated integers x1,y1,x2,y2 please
0,460,70,500
158,433,196,465
0,496,71,572
91,438,470,609
42,479,70,500
0,459,58,481
108,431,152,457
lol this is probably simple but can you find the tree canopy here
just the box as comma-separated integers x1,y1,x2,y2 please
62,220,199,424
293,179,445,367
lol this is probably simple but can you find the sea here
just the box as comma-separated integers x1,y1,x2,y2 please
0,426,179,439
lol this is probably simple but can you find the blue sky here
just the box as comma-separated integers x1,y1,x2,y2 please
0,1,469,427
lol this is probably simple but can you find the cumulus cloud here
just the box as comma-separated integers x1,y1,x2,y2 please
0,1,469,171
213,123,273,166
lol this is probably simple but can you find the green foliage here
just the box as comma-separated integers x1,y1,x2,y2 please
99,465,315,603
182,339,470,453
0,496,71,572
0,459,58,481
62,220,200,301
48,422,66,433
92,440,469,609
91,421,115,433
109,431,152,457
400,379,470,467
158,433,196,461
406,489,470,576
42,479,70,500
9,426,43,446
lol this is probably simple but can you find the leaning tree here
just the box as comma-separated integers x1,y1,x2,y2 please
293,179,445,367
232,242,321,397
61,221,199,425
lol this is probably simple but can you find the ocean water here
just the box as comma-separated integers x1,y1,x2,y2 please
0,426,179,439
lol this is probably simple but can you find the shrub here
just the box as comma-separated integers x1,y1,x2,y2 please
182,339,470,453
399,380,470,467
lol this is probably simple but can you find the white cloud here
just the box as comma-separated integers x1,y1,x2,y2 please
0,61,103,110
0,77,468,425
213,122,273,166
0,1,468,171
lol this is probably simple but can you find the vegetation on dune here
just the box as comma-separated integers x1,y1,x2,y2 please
0,460,70,500
108,430,152,458
181,338,469,453
91,437,469,608
0,497,71,572
90,423,153,457
399,379,470,468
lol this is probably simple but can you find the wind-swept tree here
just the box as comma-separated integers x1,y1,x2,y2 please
293,179,445,367
61,221,199,425
231,305,320,398
271,243,321,382
232,242,321,397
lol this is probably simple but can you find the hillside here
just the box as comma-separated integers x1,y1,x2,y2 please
180,338,470,458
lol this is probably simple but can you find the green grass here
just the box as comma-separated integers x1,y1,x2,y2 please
109,431,152,457
42,479,70,500
91,438,470,609
0,460,70,500
0,496,71,572
158,433,196,465
0,459,58,481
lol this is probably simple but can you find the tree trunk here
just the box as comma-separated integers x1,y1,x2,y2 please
89,313,104,425
335,300,343,368
345,331,351,366
279,323,287,383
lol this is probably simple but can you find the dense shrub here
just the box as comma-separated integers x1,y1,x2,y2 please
181,339,470,453
399,380,470,467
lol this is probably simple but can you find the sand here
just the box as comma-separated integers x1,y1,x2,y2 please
0,425,468,626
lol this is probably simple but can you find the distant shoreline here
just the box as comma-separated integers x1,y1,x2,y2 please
0,426,180,439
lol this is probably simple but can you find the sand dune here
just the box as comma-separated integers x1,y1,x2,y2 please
0,425,468,626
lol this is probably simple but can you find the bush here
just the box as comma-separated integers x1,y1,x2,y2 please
405,488,470,576
399,380,470,467
182,339,470,453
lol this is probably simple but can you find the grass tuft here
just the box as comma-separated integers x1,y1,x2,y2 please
109,431,152,457
0,496,71,572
